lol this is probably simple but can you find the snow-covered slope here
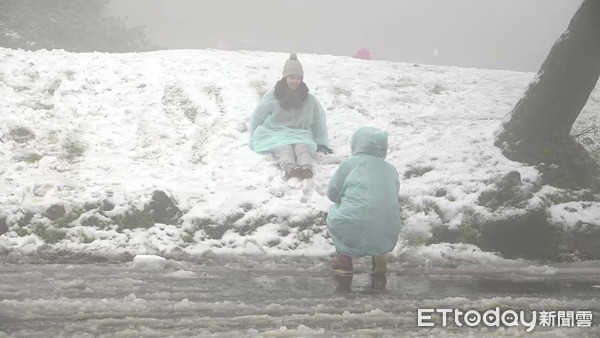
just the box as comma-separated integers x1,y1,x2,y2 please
0,47,598,260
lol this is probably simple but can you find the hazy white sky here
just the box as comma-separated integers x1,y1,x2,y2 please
109,0,582,72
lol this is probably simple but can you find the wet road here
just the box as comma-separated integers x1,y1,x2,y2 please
0,255,599,337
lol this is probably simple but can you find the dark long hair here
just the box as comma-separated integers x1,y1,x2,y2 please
274,78,309,111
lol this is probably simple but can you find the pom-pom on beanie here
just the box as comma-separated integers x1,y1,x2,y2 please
282,53,304,78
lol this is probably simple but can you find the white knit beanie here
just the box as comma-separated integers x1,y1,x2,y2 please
282,53,304,78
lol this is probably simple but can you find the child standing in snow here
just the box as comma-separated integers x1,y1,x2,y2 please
249,53,333,180
326,127,402,274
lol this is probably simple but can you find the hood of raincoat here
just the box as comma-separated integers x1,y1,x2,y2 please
350,127,388,159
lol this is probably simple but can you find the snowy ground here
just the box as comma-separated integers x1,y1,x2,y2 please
0,254,599,337
1,47,599,337
0,47,599,261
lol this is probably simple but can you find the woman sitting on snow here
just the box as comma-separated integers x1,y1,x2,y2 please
249,53,333,180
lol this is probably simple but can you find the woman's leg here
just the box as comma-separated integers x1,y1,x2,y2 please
272,145,296,174
294,143,313,178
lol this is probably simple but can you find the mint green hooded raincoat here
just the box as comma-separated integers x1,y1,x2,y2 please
249,89,328,154
326,127,402,257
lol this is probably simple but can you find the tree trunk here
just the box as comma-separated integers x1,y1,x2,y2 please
495,0,600,188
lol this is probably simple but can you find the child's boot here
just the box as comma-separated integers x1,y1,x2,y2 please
371,255,387,275
331,254,353,274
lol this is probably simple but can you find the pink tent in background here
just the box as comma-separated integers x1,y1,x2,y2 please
215,40,227,50
353,47,372,60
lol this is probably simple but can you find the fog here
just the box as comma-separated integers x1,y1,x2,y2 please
109,0,581,72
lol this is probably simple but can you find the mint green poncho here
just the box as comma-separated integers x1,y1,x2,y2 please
249,89,328,154
326,127,402,257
